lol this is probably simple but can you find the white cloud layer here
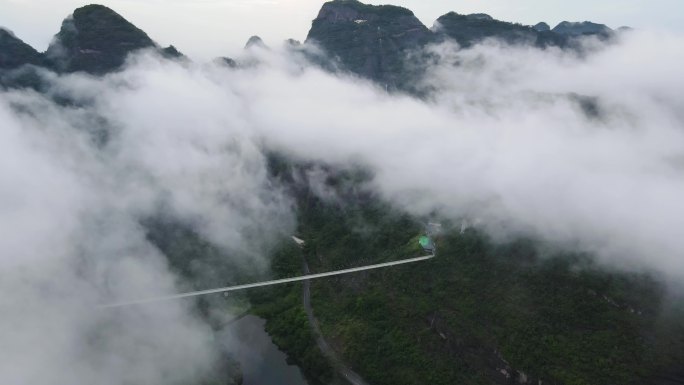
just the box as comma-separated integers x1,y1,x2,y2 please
0,53,293,384
239,32,684,276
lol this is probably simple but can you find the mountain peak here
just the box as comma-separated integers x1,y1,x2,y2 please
306,0,431,89
552,21,612,36
0,27,16,38
245,35,267,49
285,38,301,47
533,22,551,32
161,45,184,59
45,4,155,74
0,28,44,69
314,0,415,24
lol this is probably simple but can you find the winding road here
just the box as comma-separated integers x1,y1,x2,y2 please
302,258,371,385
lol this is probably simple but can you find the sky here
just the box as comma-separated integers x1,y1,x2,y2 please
1,0,683,59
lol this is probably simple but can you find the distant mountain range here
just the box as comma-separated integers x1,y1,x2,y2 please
0,0,622,89
305,1,622,89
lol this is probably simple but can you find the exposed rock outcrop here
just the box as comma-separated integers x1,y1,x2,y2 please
45,4,156,74
306,0,433,89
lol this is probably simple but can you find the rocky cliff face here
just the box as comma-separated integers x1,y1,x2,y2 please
0,28,44,69
305,1,615,89
0,0,614,87
45,4,156,74
306,0,433,89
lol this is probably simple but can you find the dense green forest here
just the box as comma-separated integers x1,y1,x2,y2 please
248,160,684,385
148,157,684,384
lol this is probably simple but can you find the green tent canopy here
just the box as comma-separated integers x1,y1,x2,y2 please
419,235,431,248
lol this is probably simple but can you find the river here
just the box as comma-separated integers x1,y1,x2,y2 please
219,315,310,385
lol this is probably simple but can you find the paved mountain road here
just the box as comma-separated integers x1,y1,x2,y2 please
302,259,371,385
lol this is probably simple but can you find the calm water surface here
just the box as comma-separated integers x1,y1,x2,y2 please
220,315,310,385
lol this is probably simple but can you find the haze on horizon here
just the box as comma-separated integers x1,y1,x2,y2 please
1,0,683,59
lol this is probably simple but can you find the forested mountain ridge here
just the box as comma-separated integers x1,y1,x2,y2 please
250,158,684,385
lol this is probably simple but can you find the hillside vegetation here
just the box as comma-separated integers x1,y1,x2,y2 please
251,160,684,385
